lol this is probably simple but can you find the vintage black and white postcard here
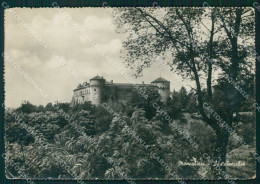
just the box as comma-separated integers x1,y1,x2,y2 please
1,1,259,182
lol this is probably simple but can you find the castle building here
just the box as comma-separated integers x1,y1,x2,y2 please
71,75,170,106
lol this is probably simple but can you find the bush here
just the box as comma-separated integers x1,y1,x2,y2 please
4,98,255,179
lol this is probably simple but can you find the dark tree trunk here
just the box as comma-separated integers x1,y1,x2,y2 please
207,62,213,100
207,11,215,102
194,63,231,178
211,129,230,178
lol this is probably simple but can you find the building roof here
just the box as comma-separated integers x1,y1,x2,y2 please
90,75,104,80
113,83,156,87
151,77,170,83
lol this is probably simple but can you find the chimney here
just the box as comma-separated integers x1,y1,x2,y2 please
110,80,113,83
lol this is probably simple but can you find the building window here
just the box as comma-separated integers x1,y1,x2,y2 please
94,89,96,91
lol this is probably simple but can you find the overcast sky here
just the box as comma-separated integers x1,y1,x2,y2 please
4,8,194,108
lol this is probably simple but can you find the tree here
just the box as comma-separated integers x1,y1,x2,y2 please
165,92,182,118
16,101,37,114
126,87,162,120
186,90,198,113
56,102,71,113
36,105,45,112
114,7,254,177
72,101,95,113
45,103,55,112
179,87,188,109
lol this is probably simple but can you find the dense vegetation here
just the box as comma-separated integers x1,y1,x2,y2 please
5,87,255,179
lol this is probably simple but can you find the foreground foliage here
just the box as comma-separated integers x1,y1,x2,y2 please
5,88,255,179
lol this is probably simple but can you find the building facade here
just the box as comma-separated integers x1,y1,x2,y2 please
71,75,170,106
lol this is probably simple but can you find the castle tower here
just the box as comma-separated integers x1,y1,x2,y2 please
151,77,170,102
90,75,105,105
